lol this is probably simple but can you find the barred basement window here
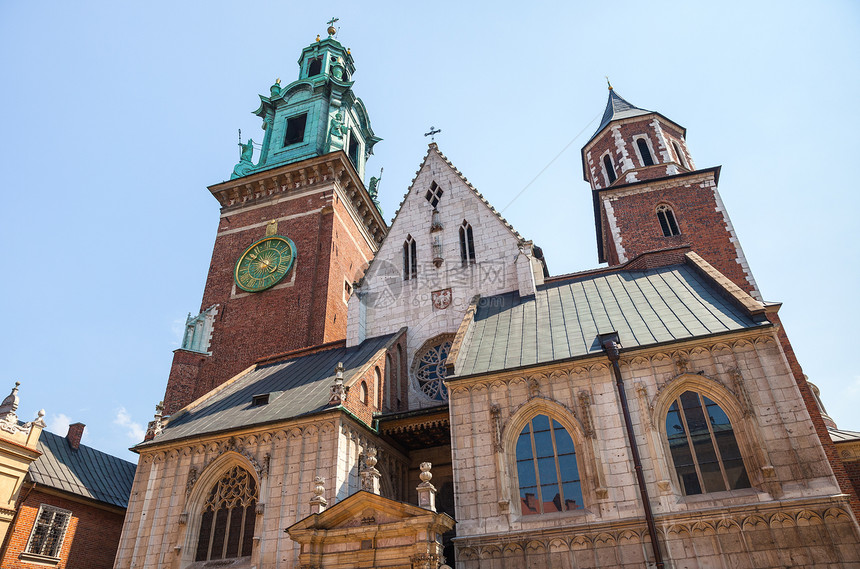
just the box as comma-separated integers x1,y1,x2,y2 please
195,466,257,562
425,181,443,208
403,235,417,280
459,221,475,266
636,137,655,166
284,113,308,146
515,414,583,515
656,204,680,237
602,154,617,184
665,391,751,496
26,505,71,558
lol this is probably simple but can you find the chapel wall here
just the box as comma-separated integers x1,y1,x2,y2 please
448,331,860,567
113,413,407,569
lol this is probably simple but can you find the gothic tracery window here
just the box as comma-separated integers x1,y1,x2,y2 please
656,204,680,237
515,414,583,515
414,337,452,401
665,391,751,496
425,181,443,208
195,466,257,562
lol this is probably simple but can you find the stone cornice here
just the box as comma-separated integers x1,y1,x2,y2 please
208,152,387,245
455,495,854,556
446,327,776,391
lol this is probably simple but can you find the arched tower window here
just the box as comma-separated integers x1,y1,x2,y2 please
360,381,368,404
665,391,751,495
672,141,688,168
656,204,680,237
403,236,417,280
602,154,617,184
515,414,583,515
307,58,322,77
195,466,257,562
636,138,655,166
459,221,475,266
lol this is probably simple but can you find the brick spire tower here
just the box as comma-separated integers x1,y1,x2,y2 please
161,25,387,414
581,85,760,299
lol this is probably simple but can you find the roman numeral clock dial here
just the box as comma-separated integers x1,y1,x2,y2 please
234,235,297,292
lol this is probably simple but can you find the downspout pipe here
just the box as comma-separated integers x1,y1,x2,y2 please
599,332,665,569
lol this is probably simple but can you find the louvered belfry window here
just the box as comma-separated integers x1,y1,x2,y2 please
195,466,257,562
26,505,71,558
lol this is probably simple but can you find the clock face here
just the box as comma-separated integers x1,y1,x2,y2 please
234,235,297,292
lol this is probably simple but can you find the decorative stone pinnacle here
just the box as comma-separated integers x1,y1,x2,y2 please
310,476,327,513
419,462,433,483
416,462,437,511
329,362,348,405
360,447,381,494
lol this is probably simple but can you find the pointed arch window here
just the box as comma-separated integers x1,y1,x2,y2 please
459,221,476,266
672,141,688,168
602,154,617,184
656,204,680,237
666,391,751,495
636,138,655,166
516,414,583,515
360,381,369,405
195,466,257,562
403,235,417,280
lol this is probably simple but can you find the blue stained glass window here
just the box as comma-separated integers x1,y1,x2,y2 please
665,391,751,496
515,414,582,515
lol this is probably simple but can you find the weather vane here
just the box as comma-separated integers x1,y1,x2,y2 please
424,126,441,142
606,76,613,90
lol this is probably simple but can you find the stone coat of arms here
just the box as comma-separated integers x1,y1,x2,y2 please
432,288,452,310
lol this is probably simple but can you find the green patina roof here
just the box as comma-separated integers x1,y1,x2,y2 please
30,430,137,508
453,264,770,378
140,332,399,447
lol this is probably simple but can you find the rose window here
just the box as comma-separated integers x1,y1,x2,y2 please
415,339,452,401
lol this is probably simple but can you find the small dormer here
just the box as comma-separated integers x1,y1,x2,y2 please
581,86,694,190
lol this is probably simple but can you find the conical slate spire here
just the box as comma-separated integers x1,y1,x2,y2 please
591,89,652,141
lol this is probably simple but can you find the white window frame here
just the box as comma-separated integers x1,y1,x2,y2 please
24,504,71,560
600,151,616,186
632,134,658,167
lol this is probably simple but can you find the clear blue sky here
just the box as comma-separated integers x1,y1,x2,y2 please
1,1,858,461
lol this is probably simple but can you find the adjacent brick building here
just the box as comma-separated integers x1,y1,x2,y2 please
0,424,136,569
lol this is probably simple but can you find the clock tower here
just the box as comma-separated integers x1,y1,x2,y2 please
162,26,386,415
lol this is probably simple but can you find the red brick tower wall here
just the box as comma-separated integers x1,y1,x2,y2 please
162,171,380,415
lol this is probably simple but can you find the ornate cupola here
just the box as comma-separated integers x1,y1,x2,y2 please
581,84,694,190
231,24,381,181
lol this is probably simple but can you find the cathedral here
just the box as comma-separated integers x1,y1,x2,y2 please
114,26,860,569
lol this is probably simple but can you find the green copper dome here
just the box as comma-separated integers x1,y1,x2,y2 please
231,29,381,181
